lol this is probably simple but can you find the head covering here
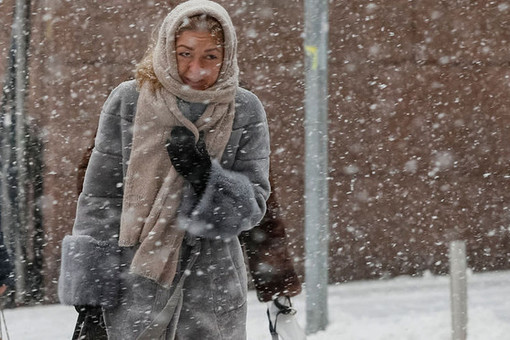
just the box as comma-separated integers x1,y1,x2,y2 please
120,0,238,287
153,0,239,105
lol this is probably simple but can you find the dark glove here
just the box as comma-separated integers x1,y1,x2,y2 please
166,126,212,196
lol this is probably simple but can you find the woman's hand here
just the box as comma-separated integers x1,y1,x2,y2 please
166,126,211,195
0,285,8,295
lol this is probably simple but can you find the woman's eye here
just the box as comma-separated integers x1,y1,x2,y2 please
178,51,191,57
206,54,219,60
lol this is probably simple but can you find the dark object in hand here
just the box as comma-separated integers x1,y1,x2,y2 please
73,305,108,340
166,126,212,196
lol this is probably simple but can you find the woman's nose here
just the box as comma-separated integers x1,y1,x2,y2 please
186,58,204,79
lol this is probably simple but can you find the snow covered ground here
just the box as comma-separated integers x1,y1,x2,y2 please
3,269,510,339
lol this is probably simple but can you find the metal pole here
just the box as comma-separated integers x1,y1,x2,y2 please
0,38,17,261
449,240,468,340
304,0,329,334
12,0,30,304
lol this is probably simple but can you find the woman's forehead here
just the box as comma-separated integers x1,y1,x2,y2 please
176,31,223,46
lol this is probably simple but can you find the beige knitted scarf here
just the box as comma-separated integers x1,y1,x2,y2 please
120,0,239,287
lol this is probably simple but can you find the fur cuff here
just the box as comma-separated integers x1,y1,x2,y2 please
178,160,259,239
58,235,121,308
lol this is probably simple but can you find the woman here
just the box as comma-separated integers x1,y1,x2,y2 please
58,1,270,339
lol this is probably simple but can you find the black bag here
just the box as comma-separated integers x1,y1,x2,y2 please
72,306,108,340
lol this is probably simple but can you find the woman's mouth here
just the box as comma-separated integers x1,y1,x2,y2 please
183,77,205,90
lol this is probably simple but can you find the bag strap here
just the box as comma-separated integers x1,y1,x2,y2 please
0,308,10,340
267,297,297,340
267,307,279,340
71,308,86,340
136,241,201,340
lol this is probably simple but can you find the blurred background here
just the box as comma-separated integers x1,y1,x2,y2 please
1,0,510,306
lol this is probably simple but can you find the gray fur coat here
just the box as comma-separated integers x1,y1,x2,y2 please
58,80,270,339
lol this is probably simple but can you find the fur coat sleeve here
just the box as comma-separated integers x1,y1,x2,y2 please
58,82,137,308
178,88,271,239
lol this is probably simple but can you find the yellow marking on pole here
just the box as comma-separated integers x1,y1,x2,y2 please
305,45,318,70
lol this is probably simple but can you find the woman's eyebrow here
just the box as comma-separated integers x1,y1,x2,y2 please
205,47,222,53
176,45,222,53
176,44,194,50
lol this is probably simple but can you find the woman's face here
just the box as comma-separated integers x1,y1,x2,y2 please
176,30,224,90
